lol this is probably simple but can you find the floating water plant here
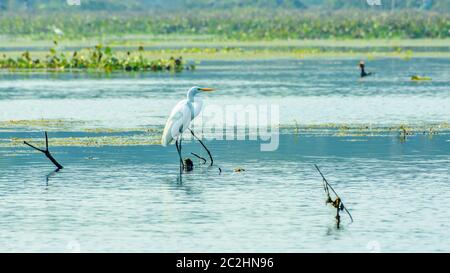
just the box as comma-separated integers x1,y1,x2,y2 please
0,42,192,72
399,125,413,141
411,75,432,81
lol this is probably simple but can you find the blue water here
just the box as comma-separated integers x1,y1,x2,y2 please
0,58,449,252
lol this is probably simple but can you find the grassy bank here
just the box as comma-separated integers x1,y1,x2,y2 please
2,9,448,64
1,10,448,40
0,42,195,72
3,37,450,49
1,38,449,63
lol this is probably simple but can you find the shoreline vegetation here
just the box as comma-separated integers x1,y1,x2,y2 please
1,10,448,40
0,41,192,72
1,10,449,68
1,38,449,67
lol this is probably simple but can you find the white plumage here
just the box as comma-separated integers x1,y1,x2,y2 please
161,86,213,146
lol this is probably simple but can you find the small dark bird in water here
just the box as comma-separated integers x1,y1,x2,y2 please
359,61,373,78
183,158,194,172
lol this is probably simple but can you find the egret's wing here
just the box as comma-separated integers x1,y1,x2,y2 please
161,100,192,146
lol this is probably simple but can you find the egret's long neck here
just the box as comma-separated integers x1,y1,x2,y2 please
187,90,197,102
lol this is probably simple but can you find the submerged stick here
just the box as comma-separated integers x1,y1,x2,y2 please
189,129,214,166
314,164,353,224
191,151,221,174
45,168,60,186
191,152,207,164
24,131,63,170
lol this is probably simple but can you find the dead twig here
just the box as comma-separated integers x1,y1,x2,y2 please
314,164,353,227
191,152,207,164
24,131,63,170
189,129,214,166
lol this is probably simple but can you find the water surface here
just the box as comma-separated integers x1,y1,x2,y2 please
0,58,449,252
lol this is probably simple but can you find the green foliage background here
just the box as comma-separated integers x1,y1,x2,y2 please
1,0,449,11
0,0,448,40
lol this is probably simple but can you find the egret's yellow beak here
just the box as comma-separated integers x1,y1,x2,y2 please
199,87,215,92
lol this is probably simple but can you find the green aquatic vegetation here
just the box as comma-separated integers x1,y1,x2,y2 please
399,125,411,142
83,127,155,133
6,135,161,148
411,75,432,81
0,10,448,40
2,40,449,61
1,120,449,148
281,122,450,137
0,42,191,72
0,119,86,130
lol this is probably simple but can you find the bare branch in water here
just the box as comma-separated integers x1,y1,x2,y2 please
45,168,61,187
189,129,214,166
23,141,45,153
24,131,63,170
314,164,353,225
191,152,207,164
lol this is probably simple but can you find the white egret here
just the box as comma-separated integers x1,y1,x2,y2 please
161,86,215,172
52,26,64,37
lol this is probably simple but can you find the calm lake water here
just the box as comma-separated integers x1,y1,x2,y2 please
0,58,449,252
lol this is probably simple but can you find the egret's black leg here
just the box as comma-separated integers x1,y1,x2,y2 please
180,135,185,168
175,138,184,175
189,129,214,166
